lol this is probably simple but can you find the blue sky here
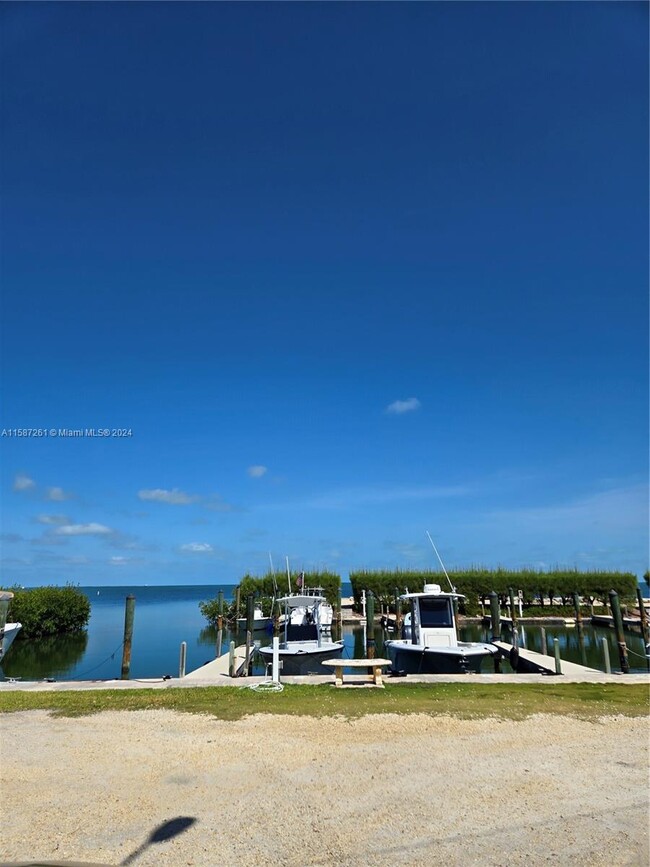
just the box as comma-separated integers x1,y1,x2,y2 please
1,3,647,586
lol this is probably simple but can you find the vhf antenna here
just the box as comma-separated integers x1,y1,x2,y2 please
425,531,455,593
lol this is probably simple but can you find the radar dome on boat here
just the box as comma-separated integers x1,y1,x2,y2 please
423,583,442,594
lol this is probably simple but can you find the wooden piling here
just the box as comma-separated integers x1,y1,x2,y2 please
395,587,402,633
572,592,583,626
508,587,518,628
636,587,649,646
244,629,252,675
540,626,547,655
489,592,501,672
366,593,375,659
246,594,254,637
489,592,501,641
216,590,224,658
235,587,241,633
120,594,135,680
609,590,630,673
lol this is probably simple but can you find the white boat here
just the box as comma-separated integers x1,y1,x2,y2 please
385,583,498,674
285,585,334,633
0,622,21,662
237,603,272,633
258,592,344,675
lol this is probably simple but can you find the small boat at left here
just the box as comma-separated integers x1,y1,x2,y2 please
0,591,22,662
237,602,272,633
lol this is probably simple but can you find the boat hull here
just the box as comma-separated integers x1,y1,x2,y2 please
0,623,22,662
258,641,344,676
385,640,497,674
237,618,272,633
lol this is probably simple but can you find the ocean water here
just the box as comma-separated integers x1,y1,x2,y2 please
2,583,648,681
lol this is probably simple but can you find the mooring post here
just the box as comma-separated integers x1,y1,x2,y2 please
244,628,252,676
572,592,583,627
508,587,517,628
228,640,235,677
395,587,402,633
120,594,135,680
489,591,501,673
489,591,501,641
540,626,547,655
636,587,649,646
272,636,280,683
609,590,630,673
366,593,375,659
553,637,562,675
179,641,187,678
601,636,611,674
235,587,241,634
216,590,224,658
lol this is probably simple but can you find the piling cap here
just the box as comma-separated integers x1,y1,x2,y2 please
423,583,441,594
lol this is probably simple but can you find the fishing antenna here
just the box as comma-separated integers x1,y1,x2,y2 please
268,552,278,596
425,531,455,593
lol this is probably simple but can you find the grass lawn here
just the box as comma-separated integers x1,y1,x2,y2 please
0,682,648,720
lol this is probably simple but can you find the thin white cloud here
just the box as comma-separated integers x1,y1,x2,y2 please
385,397,421,415
55,523,113,536
36,514,70,525
13,474,35,491
247,465,268,478
109,556,128,566
138,488,200,505
180,542,214,553
261,484,470,512
46,486,72,501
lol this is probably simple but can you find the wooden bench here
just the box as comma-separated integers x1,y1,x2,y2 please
321,657,391,687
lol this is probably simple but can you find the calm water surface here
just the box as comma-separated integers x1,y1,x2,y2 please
2,584,648,680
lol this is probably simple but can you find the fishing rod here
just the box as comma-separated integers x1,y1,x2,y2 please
425,531,456,593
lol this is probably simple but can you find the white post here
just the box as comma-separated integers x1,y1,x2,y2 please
518,590,523,617
179,641,187,678
272,636,280,683
362,589,367,623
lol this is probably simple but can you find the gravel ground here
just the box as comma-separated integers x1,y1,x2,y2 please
1,710,648,866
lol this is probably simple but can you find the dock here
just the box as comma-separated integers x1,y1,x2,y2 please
493,640,601,676
184,644,250,680
591,614,644,634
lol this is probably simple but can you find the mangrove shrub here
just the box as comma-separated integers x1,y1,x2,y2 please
5,585,91,639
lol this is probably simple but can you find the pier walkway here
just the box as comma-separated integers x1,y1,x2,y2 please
492,640,601,676
183,644,249,680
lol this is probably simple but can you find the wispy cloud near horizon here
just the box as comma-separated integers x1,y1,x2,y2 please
260,483,471,512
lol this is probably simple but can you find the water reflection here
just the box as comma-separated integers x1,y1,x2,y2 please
1,631,88,680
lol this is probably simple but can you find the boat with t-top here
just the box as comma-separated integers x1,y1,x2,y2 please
385,583,498,674
258,591,343,675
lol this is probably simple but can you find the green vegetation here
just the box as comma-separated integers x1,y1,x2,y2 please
350,569,640,616
200,571,341,626
4,585,90,639
0,682,647,720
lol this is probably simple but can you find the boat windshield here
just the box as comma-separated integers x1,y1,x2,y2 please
419,598,453,628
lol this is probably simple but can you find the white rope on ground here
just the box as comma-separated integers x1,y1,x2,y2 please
249,679,284,692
